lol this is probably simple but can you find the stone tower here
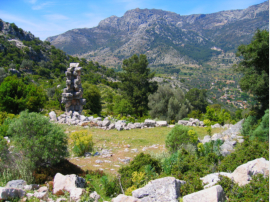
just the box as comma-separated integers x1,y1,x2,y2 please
61,63,86,114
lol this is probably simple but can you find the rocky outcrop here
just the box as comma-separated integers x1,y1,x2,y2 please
231,157,269,186
112,194,141,202
132,177,186,202
53,173,86,194
5,180,27,189
200,158,269,188
182,185,226,202
0,187,25,200
46,2,269,68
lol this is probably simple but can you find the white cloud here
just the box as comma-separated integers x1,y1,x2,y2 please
32,2,54,10
43,14,69,21
25,0,37,4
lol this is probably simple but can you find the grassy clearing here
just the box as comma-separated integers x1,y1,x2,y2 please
62,124,226,175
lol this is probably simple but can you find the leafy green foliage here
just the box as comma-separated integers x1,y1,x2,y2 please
235,30,269,113
118,153,161,190
204,105,231,125
185,88,208,113
70,130,94,157
241,109,269,142
165,125,197,153
0,76,47,114
148,85,192,121
218,138,269,172
82,82,102,115
113,95,134,116
118,54,157,116
217,174,269,201
7,110,68,167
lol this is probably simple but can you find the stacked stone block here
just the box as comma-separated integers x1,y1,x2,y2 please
61,63,86,114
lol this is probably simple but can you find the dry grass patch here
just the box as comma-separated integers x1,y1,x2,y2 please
63,125,226,174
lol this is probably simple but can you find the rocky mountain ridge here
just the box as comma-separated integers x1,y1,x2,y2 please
46,1,269,68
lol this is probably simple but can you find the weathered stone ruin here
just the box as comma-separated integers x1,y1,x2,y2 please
61,63,86,114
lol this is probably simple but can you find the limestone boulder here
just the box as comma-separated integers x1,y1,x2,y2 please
5,180,27,189
49,111,58,121
183,185,226,202
178,120,189,125
132,177,185,202
144,119,156,127
53,173,86,194
0,188,25,200
200,172,232,188
231,157,269,186
156,121,168,127
102,120,111,127
112,194,141,202
70,187,85,202
90,191,101,202
108,123,115,130
201,135,211,144
34,186,48,201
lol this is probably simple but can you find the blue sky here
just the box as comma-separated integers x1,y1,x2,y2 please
0,0,267,40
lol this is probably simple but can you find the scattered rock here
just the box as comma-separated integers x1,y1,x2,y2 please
90,191,101,202
182,185,226,202
34,186,48,201
95,160,104,164
231,157,269,186
84,152,92,157
132,177,185,202
112,194,141,202
70,187,85,202
49,111,58,122
53,173,86,194
5,180,27,189
0,188,25,200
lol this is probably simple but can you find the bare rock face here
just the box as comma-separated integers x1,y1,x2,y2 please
112,194,141,202
231,157,269,186
132,177,185,202
5,180,27,189
53,173,86,194
61,63,86,114
0,188,25,200
182,185,226,202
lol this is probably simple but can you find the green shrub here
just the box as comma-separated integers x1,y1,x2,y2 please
241,115,258,138
7,110,68,168
180,172,204,196
100,175,122,197
252,109,269,142
217,174,269,201
70,130,94,156
166,125,197,153
218,138,269,172
0,76,47,114
118,153,161,190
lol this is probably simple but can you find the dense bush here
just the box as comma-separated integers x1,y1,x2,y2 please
118,153,161,190
7,110,68,167
0,76,47,114
148,85,192,121
82,82,102,115
165,125,198,153
251,109,269,141
70,130,94,157
217,174,269,201
218,138,269,172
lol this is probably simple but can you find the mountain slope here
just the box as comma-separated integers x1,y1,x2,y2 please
46,1,269,68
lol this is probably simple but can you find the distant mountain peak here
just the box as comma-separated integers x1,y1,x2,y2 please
46,1,269,68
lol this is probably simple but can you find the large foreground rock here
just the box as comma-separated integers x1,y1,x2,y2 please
5,180,27,189
0,188,25,200
182,185,226,202
53,173,86,194
231,157,269,186
112,194,141,202
132,177,185,202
